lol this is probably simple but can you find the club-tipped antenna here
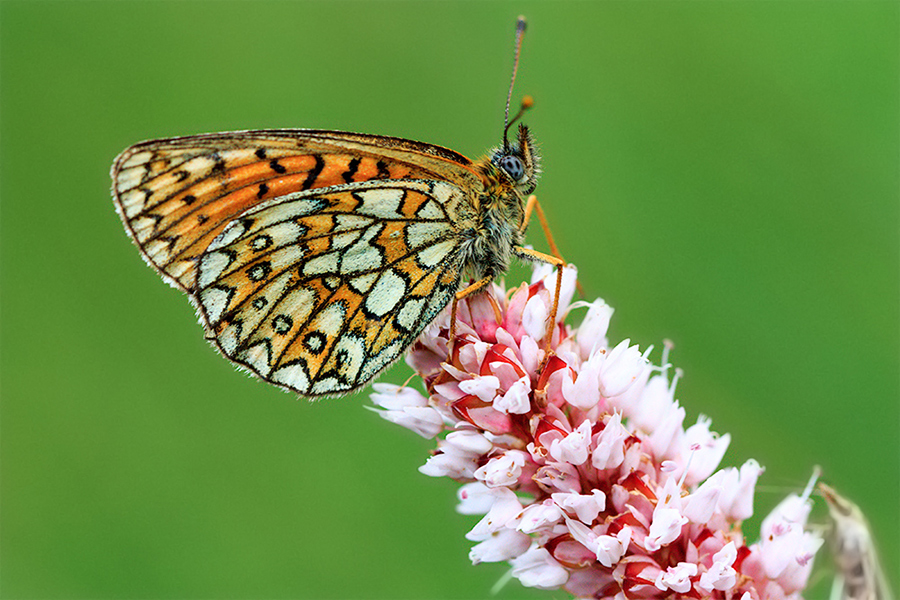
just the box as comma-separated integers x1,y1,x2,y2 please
502,16,528,150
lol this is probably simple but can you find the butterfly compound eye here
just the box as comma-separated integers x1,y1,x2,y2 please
498,155,526,182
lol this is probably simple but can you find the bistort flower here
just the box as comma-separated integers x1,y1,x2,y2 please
371,265,823,599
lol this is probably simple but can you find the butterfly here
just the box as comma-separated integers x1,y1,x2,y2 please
110,17,566,397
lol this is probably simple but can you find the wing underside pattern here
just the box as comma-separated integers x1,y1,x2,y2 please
111,130,480,292
195,179,472,396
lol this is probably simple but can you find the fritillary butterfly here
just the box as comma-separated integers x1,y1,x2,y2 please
111,17,566,397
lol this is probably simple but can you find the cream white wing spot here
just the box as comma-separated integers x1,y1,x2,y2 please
353,188,405,219
208,219,248,252
198,250,236,288
270,362,311,392
311,377,341,396
330,229,364,251
243,197,329,230
144,238,176,262
348,272,378,294
267,287,317,336
417,199,445,220
334,214,372,231
406,222,448,250
120,150,154,169
361,340,403,380
120,189,148,218
303,251,340,278
179,154,219,178
364,270,407,318
396,298,426,332
417,239,456,268
263,220,307,247
249,235,272,251
217,321,241,356
116,166,145,193
310,302,347,338
131,216,159,242
339,225,384,274
239,341,273,376
330,333,366,381
200,286,235,325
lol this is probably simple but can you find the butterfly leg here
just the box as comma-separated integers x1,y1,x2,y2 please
521,195,584,297
448,276,494,353
513,246,565,359
521,195,565,262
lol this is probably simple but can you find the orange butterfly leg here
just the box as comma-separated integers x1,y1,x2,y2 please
521,195,585,298
514,246,565,361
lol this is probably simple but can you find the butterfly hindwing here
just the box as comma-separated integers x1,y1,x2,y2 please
111,129,482,292
195,179,475,396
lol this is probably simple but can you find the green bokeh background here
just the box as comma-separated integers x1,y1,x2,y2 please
1,1,897,598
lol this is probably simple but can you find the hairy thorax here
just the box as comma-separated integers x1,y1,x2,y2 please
458,159,527,281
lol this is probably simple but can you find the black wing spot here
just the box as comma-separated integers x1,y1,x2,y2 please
272,315,294,335
256,182,269,199
252,297,268,310
255,148,267,159
269,159,287,174
247,261,272,282
376,159,390,179
174,170,189,182
183,194,197,205
250,235,272,251
301,155,326,190
197,214,209,224
342,157,361,183
303,332,327,355
210,152,226,175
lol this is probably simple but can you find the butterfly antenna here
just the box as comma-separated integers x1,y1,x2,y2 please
503,16,528,151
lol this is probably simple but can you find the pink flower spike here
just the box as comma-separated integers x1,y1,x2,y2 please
371,269,823,598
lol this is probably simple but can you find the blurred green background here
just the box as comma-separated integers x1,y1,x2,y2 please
1,1,896,598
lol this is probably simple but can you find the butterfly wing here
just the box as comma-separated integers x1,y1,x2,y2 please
194,178,476,396
111,129,482,292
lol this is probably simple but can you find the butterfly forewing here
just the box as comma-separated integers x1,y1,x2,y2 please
195,179,473,395
112,130,481,292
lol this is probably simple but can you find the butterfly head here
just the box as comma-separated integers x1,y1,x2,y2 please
492,122,541,195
